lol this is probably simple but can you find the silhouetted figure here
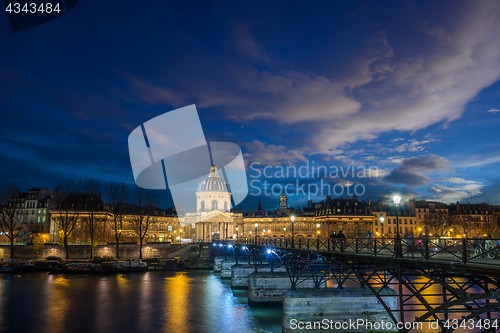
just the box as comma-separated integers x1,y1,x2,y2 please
337,230,346,251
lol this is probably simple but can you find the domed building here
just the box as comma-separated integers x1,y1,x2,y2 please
183,164,243,241
196,164,231,212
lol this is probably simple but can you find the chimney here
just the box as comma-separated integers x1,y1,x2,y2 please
367,199,371,205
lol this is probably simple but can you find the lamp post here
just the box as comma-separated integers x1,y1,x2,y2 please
316,223,321,239
255,223,258,245
380,216,385,242
393,195,401,257
291,216,295,248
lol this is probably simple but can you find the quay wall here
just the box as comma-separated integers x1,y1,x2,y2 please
0,243,182,260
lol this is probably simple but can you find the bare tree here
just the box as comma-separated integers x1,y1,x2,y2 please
0,183,24,258
423,210,455,237
82,179,103,259
482,212,497,237
104,182,130,259
53,179,82,260
454,214,473,238
132,187,156,259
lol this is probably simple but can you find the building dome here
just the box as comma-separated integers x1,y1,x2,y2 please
197,164,230,193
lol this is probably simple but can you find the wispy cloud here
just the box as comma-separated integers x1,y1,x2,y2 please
243,140,307,167
487,108,500,113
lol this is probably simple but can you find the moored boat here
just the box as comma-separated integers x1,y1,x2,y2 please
49,262,103,274
0,264,22,273
147,258,184,271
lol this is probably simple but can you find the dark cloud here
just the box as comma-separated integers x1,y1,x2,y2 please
384,155,448,187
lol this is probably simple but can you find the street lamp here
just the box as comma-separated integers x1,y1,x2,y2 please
291,216,295,248
380,216,385,240
255,223,258,244
283,227,286,238
316,223,321,238
393,195,401,257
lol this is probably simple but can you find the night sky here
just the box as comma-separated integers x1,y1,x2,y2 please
1,0,500,211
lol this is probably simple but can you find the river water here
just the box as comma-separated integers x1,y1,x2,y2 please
1,271,497,333
0,271,282,333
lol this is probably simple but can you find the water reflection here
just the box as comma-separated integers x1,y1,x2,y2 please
0,278,7,332
163,272,191,332
44,275,70,333
0,271,269,333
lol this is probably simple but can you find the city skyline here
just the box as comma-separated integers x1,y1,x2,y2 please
1,1,500,211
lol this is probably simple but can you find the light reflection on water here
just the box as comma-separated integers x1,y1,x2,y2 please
0,271,279,333
3,270,492,333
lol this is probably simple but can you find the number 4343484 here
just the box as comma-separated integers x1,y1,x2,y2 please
6,3,61,14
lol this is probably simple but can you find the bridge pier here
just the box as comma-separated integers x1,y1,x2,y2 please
231,264,287,287
248,272,316,304
214,256,224,272
221,258,250,278
282,287,398,333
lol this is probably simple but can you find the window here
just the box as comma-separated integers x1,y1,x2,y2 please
410,219,413,225
168,225,172,231
38,210,41,214
212,200,217,210
37,216,40,223
43,216,45,223
200,201,205,211
224,201,228,211
404,219,407,224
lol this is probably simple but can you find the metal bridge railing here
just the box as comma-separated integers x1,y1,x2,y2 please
232,237,500,265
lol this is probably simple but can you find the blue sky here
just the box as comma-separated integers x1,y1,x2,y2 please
1,0,500,211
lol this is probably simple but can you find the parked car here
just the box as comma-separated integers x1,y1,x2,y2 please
45,256,63,261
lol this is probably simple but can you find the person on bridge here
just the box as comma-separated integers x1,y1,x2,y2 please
337,230,346,252
418,232,426,259
365,230,373,252
330,231,338,250
406,230,416,258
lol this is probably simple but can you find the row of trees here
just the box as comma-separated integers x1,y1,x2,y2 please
1,180,158,259
423,211,499,238
54,179,158,260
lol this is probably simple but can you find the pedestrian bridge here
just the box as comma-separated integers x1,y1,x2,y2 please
208,237,500,333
